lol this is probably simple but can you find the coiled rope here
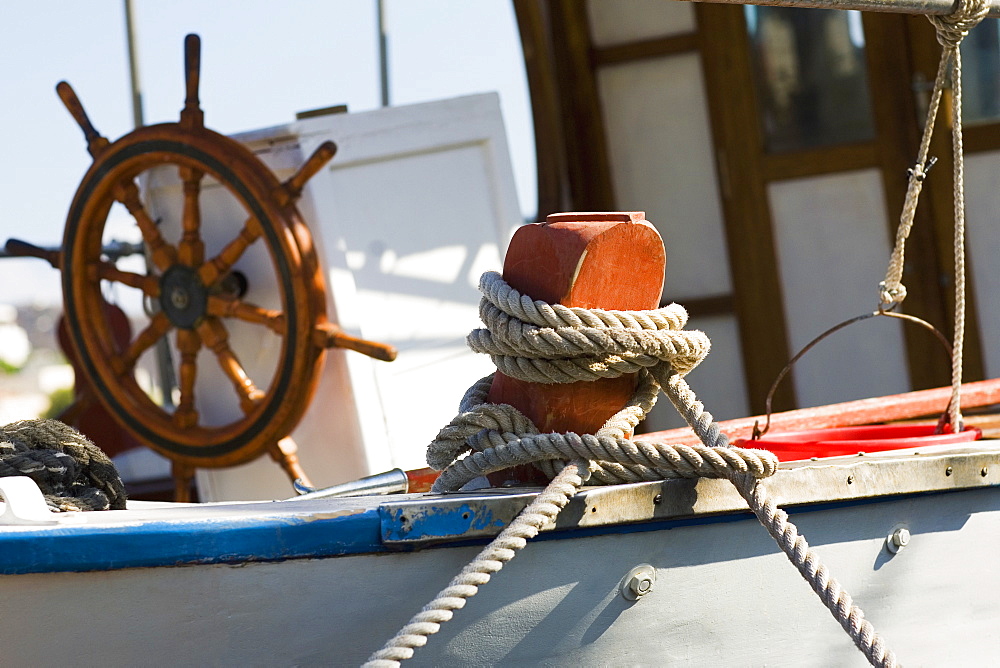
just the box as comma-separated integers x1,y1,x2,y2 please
0,418,126,512
880,0,988,432
366,272,897,668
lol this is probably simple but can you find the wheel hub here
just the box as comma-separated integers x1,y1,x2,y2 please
159,265,208,329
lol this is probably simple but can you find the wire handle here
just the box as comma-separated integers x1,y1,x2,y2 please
753,307,952,439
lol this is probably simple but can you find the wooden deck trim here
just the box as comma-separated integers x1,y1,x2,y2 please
640,377,1000,445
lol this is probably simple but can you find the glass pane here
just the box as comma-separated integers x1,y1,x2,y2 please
962,22,1000,125
745,7,875,153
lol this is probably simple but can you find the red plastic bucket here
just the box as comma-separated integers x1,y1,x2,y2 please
737,424,981,462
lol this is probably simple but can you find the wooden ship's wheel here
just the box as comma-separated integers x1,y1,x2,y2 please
7,35,396,499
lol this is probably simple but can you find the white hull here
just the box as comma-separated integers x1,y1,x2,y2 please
3,448,998,666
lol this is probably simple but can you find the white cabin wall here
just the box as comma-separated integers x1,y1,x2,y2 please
139,95,521,502
587,3,750,429
768,170,910,407
682,314,747,423
576,2,1000,424
597,55,733,303
964,151,1000,379
587,0,696,44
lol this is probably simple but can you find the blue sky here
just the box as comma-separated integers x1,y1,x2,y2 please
0,0,535,306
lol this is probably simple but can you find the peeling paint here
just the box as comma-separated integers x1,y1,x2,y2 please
381,502,507,542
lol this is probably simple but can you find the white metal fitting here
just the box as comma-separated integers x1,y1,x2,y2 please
886,526,911,554
0,476,64,525
620,564,656,601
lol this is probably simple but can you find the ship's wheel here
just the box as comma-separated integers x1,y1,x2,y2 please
8,35,396,500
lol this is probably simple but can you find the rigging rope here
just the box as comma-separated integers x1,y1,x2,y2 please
880,0,988,431
365,273,897,668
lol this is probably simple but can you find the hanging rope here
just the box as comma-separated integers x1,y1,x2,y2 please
0,419,126,512
880,0,989,431
366,273,897,668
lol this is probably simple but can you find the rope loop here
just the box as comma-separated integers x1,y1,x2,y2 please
426,370,779,494
878,281,906,307
469,271,711,382
928,0,989,48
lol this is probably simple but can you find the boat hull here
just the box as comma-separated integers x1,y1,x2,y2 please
3,485,997,666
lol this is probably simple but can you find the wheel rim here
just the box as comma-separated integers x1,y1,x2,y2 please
61,126,327,466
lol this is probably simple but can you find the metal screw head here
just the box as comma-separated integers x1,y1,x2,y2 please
620,564,656,601
982,467,989,477
632,575,653,595
847,475,854,485
945,466,953,477
887,526,911,554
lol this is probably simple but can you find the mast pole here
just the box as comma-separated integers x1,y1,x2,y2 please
680,0,1000,17
123,0,145,128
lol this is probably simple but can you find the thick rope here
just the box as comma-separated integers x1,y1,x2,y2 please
364,464,585,668
469,271,710,381
367,273,899,667
0,419,126,512
660,367,896,666
880,0,988,431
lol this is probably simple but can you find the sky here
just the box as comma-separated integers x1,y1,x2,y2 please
0,0,536,307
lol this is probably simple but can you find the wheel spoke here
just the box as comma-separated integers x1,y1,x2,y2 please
114,179,178,271
92,260,160,297
198,216,262,287
55,81,110,159
206,295,286,335
196,317,264,414
178,166,205,266
173,329,201,427
280,140,337,204
114,311,172,377
180,34,204,129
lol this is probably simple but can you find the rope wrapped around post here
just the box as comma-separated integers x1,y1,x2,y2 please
366,273,898,668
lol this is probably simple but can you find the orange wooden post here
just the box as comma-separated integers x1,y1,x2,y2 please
486,212,666,486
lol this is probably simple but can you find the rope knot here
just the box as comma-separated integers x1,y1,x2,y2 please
907,155,938,183
928,0,989,48
878,280,907,306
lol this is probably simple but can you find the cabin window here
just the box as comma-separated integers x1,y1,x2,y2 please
962,22,1000,125
744,6,876,153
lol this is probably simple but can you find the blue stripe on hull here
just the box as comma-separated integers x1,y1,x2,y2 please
0,509,382,575
0,487,984,575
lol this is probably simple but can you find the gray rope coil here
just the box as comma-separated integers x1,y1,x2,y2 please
367,273,898,667
0,419,126,512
